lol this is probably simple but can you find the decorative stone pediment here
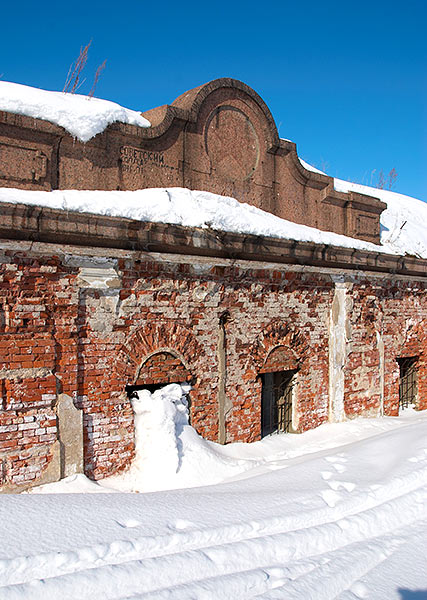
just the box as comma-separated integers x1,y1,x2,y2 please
0,78,386,243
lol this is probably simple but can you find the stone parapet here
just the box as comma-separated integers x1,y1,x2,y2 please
0,78,386,243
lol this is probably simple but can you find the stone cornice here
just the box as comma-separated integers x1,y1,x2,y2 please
0,202,425,278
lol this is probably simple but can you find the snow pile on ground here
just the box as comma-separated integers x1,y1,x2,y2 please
300,158,427,259
1,404,426,599
103,384,257,493
2,185,425,258
0,81,150,142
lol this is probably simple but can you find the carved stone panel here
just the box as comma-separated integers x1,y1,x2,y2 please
204,106,259,181
0,142,47,184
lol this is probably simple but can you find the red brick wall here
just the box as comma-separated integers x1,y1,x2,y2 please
343,278,426,418
0,245,425,489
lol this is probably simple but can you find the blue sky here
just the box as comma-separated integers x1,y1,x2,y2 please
1,0,425,201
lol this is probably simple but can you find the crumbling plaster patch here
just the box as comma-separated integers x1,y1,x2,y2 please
329,277,353,422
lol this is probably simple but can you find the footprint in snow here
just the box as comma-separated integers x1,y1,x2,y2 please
325,455,348,464
320,489,342,507
350,581,369,598
331,462,346,473
171,519,195,531
328,480,356,492
408,449,427,463
116,519,142,528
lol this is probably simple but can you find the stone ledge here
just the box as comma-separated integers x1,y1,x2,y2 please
0,201,425,278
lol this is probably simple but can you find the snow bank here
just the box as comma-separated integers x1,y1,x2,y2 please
104,384,256,492
0,81,150,142
300,157,427,259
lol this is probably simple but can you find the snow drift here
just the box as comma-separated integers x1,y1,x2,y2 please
3,401,427,599
104,384,256,493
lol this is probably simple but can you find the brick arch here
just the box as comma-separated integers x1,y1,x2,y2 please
236,319,317,438
398,319,426,359
140,347,190,370
135,350,193,387
249,319,310,376
384,318,427,414
114,321,203,385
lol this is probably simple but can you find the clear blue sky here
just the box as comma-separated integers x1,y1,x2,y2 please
1,0,425,201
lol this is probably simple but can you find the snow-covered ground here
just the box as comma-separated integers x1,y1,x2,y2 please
0,385,426,599
0,81,150,142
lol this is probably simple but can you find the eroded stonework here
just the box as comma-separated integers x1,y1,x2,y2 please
0,78,385,243
0,78,425,492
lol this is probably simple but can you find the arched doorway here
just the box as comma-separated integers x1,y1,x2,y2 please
259,345,299,436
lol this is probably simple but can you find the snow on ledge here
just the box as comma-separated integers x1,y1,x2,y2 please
0,185,412,256
0,81,150,142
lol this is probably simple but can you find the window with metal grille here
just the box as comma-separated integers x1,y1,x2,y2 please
261,370,296,437
397,356,418,410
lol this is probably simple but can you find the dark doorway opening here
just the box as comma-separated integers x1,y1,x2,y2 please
397,357,418,410
261,370,296,437
125,382,172,397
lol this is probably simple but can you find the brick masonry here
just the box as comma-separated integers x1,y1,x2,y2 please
0,236,425,491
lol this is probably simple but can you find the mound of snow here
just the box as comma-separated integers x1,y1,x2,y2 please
15,400,427,599
334,179,427,259
300,157,427,259
103,384,257,493
0,81,150,142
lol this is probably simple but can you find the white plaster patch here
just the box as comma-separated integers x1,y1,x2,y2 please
328,280,353,422
77,265,121,289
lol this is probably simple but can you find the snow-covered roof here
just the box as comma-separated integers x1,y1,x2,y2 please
0,184,426,259
0,81,150,142
0,79,425,259
299,158,427,259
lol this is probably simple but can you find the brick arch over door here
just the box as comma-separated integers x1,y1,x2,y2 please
384,318,427,414
115,321,203,386
229,319,326,439
135,350,193,387
249,320,311,374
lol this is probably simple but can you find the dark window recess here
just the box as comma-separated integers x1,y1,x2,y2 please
397,357,418,409
261,370,296,437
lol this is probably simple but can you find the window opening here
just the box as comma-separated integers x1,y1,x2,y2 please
397,357,418,410
261,370,296,437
